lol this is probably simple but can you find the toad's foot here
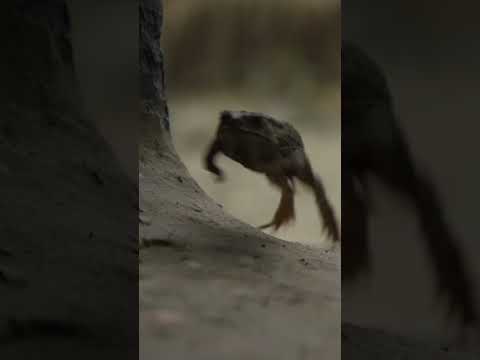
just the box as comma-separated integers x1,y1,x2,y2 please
259,186,295,231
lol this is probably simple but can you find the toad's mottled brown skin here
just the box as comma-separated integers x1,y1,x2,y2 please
204,110,340,242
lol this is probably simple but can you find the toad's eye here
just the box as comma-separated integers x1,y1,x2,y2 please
220,111,232,122
220,111,235,126
249,116,263,128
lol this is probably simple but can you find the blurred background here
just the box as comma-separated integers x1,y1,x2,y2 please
343,0,480,348
163,0,340,248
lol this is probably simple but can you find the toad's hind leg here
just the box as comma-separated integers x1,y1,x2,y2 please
259,174,295,231
296,159,340,242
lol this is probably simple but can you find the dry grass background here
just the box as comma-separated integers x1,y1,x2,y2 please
164,0,340,96
163,0,340,248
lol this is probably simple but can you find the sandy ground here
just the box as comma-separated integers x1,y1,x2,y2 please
139,130,341,359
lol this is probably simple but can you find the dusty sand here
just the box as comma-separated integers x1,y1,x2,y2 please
139,124,340,359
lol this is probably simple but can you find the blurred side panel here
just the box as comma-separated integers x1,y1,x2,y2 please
0,0,138,358
342,0,480,354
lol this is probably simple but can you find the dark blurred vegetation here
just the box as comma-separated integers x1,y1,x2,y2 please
163,0,340,97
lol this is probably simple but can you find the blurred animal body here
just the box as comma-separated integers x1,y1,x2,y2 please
342,41,477,326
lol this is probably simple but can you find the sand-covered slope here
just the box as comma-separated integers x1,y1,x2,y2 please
139,127,341,359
